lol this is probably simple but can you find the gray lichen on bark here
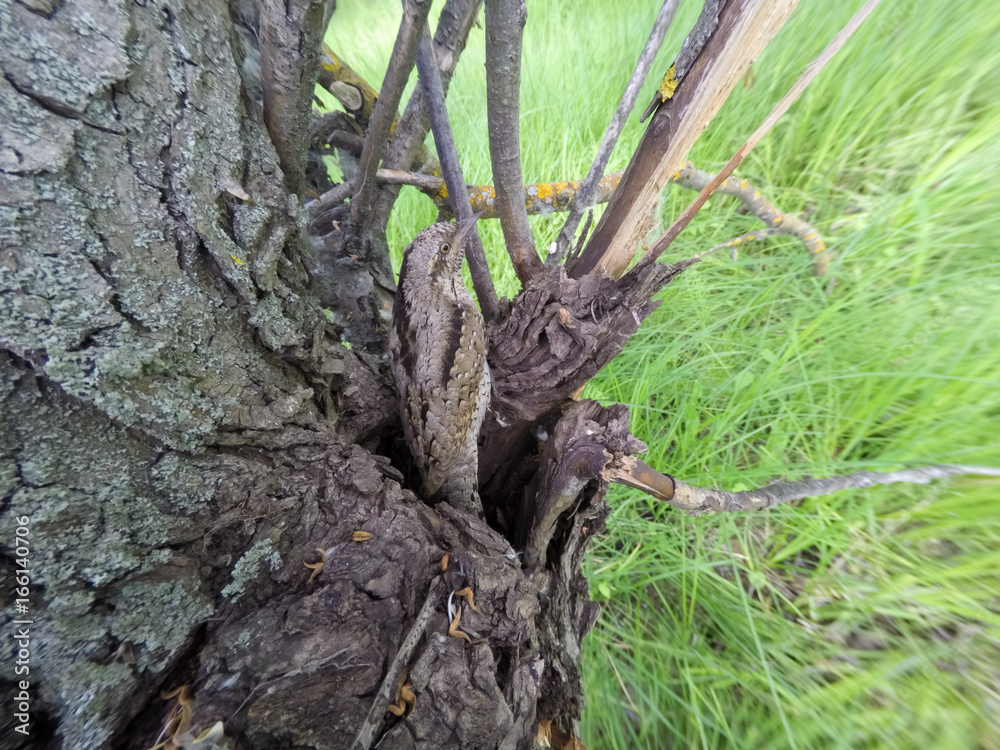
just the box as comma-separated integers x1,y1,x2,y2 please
0,0,674,746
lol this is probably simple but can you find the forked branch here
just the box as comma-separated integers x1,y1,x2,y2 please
607,459,1000,513
349,0,432,227
484,0,544,283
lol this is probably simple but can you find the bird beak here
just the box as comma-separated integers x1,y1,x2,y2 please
454,211,484,252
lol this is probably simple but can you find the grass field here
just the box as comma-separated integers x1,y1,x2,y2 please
325,1,1000,747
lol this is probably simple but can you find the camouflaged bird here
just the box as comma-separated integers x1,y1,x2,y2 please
389,215,491,516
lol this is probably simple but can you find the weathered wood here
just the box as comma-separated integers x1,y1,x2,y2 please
571,0,797,279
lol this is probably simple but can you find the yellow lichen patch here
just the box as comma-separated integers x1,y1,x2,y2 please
657,64,678,102
740,179,749,191
754,191,761,200
320,53,341,73
671,169,681,181
534,182,555,202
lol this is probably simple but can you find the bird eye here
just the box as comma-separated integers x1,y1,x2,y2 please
439,242,451,254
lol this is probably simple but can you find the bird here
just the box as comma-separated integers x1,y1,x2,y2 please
389,214,490,516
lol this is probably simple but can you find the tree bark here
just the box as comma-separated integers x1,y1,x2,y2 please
0,0,885,747
0,0,653,747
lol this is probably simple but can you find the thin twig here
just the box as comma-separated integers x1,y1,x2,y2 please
416,25,501,322
550,0,680,266
349,0,432,228
635,0,881,273
484,0,543,283
609,460,1000,514
698,228,780,261
352,576,444,750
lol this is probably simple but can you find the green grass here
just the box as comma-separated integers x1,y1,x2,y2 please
325,0,1000,747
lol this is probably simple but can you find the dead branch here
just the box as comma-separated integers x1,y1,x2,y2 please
673,161,827,271
606,459,1000,513
416,26,501,322
571,0,798,279
551,0,680,266
484,0,543,283
352,576,444,750
363,164,823,265
349,0,432,227
633,0,880,273
259,0,327,196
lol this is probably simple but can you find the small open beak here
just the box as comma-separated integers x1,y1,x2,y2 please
454,210,484,252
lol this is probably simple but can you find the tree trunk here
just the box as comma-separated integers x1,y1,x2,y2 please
0,0,662,746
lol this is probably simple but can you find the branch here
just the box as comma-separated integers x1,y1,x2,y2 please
484,0,543,283
317,46,381,127
377,0,483,182
550,0,680,266
634,0,881,273
349,0,432,228
416,26,502,322
672,161,827,272
606,459,1000,514
352,576,444,750
360,164,824,268
259,0,327,196
571,0,798,279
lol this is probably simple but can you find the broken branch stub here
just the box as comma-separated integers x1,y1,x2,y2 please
571,0,798,279
552,0,680,265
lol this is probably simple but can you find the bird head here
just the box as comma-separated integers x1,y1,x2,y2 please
401,212,483,284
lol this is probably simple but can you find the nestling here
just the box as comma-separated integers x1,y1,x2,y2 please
389,215,491,515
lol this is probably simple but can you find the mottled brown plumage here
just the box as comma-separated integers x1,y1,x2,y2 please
389,216,491,515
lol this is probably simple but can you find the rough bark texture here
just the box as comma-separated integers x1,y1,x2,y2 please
0,0,701,747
